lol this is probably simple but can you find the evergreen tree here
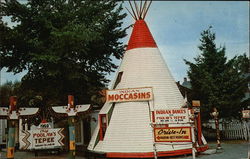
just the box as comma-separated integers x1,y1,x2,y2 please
185,27,249,120
0,0,128,106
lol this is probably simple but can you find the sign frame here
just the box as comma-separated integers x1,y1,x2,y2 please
154,127,192,143
154,108,190,124
21,127,64,150
106,87,153,103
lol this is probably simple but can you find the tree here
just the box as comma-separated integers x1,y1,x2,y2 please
0,81,20,106
185,27,249,120
0,0,128,106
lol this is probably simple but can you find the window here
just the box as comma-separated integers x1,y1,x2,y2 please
113,72,123,89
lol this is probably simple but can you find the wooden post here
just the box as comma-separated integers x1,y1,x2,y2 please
192,100,202,146
7,96,17,159
68,95,76,159
68,117,76,159
212,108,221,149
191,124,196,159
248,119,250,159
197,113,202,145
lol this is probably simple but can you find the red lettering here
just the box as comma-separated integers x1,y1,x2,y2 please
108,95,114,101
115,94,119,100
129,93,133,99
119,94,124,100
140,92,146,99
124,94,129,99
133,93,138,99
146,92,151,99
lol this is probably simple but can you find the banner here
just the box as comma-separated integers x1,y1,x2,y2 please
154,108,189,124
106,87,153,103
21,128,64,150
154,127,191,142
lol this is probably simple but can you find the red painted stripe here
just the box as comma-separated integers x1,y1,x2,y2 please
152,111,155,122
197,112,203,145
106,145,209,158
127,20,157,51
99,114,103,141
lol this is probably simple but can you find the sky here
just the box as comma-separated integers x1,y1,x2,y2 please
1,1,249,86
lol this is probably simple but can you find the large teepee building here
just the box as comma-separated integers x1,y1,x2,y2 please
88,1,208,158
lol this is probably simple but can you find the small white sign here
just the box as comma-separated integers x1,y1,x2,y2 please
154,108,189,124
242,110,250,118
21,128,64,150
106,87,153,103
38,122,51,129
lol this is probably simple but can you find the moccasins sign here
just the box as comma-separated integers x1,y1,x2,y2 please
106,87,153,103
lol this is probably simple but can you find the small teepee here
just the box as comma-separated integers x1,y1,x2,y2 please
88,1,208,158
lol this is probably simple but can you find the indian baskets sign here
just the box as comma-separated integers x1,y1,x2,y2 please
106,87,153,103
21,125,64,150
154,127,192,142
154,108,189,124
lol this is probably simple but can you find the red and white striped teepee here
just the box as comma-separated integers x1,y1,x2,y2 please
88,1,208,158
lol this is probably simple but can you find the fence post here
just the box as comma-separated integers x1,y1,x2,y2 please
243,121,248,140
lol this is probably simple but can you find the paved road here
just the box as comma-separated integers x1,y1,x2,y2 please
0,141,248,159
172,141,249,159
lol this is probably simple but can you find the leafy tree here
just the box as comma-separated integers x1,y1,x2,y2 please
0,81,20,106
0,0,128,106
185,27,249,120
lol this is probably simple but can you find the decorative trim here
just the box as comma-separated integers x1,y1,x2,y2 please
106,145,209,158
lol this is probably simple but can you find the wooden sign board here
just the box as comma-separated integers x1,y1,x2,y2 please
154,127,192,142
21,128,64,150
106,87,153,103
242,110,250,118
154,108,189,124
192,100,200,107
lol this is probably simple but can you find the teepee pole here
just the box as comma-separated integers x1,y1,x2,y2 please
133,0,140,19
142,0,152,19
125,7,136,20
139,0,143,19
129,0,138,20
141,1,148,20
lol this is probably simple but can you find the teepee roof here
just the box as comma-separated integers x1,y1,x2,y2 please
127,20,157,50
126,0,157,50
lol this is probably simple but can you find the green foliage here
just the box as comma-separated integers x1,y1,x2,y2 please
0,0,128,106
0,81,20,106
185,27,249,120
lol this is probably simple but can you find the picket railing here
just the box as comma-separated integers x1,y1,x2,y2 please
202,120,250,140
